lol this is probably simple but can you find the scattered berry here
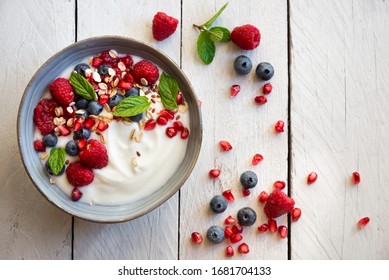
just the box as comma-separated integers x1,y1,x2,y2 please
233,55,252,74
291,208,302,222
206,225,225,244
230,234,243,244
352,172,361,184
278,226,288,239
237,207,257,226
97,64,111,76
263,83,273,94
120,55,134,67
71,187,83,201
258,191,268,203
49,78,74,106
222,189,235,202
77,139,87,151
230,24,261,50
74,63,90,76
66,162,94,187
240,170,258,189
274,120,285,133
257,224,269,233
238,243,249,254
307,172,318,184
33,140,46,152
45,161,65,176
42,133,58,147
79,139,108,169
75,97,89,109
132,60,159,85
108,93,124,108
209,169,221,178
210,195,228,213
264,189,295,219
219,140,233,151
125,87,140,97
273,181,286,190
268,219,277,233
130,113,143,122
166,126,178,138
73,128,91,140
230,84,241,97
358,217,370,229
254,95,267,105
65,140,79,156
33,99,57,135
242,188,250,197
256,62,274,81
87,101,103,116
224,215,236,225
152,12,179,41
226,246,234,257
191,232,203,244
252,154,264,165
91,57,103,68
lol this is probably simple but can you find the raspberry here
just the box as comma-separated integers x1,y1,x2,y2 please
66,162,94,187
33,99,58,135
132,60,159,85
230,24,261,50
264,189,295,219
79,139,108,169
49,78,74,106
33,140,46,152
152,12,179,41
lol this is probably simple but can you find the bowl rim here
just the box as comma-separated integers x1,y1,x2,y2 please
17,35,202,223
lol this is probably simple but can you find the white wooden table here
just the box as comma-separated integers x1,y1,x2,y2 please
1,0,388,260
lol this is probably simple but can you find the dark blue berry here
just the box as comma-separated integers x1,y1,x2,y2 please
87,101,103,116
234,55,252,75
209,195,228,213
125,87,140,97
42,133,57,147
237,207,257,226
75,109,88,119
240,171,258,189
206,225,225,244
108,93,124,108
75,97,89,109
98,64,111,76
130,113,143,122
65,140,79,156
74,63,90,76
45,161,65,176
255,62,274,80
73,128,91,140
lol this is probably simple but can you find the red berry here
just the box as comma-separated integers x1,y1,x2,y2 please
231,24,261,50
49,78,74,106
79,139,108,169
252,154,264,165
117,80,132,90
84,118,95,130
165,127,177,138
209,169,221,178
358,217,370,229
77,139,87,151
144,119,157,131
97,120,109,132
176,91,184,105
159,109,175,120
232,224,243,234
99,94,109,105
230,234,243,244
92,57,103,68
181,128,190,139
132,60,159,85
173,121,184,131
226,246,234,257
274,120,285,133
33,140,46,152
352,172,361,184
254,95,267,105
224,215,236,225
222,189,235,202
73,120,82,131
191,232,203,244
33,99,58,135
220,140,232,151
156,116,168,126
263,83,273,94
257,224,269,233
291,208,302,222
264,189,295,218
242,188,250,197
66,162,94,188
152,12,179,41
99,50,118,65
274,181,286,190
122,73,134,83
238,243,249,254
230,84,241,97
278,226,288,239
71,187,83,201
268,219,277,233
307,172,318,184
259,191,268,203
224,226,233,238
120,55,133,67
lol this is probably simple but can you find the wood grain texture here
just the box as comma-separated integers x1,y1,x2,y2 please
73,0,181,260
0,0,75,259
180,0,289,259
290,0,389,259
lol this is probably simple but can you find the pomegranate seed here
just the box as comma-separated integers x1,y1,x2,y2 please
252,154,264,165
144,119,157,131
242,188,250,197
165,127,177,138
97,120,109,132
156,116,168,126
273,181,286,190
257,224,269,233
230,84,241,97
73,120,82,131
159,109,174,120
222,189,235,202
122,73,134,83
57,125,71,136
274,120,285,133
352,172,361,184
230,234,243,244
224,226,233,238
191,232,203,244
291,208,302,222
224,215,236,225
258,191,268,203
120,55,133,67
99,94,109,105
91,57,103,68
176,91,184,105
219,140,233,151
278,226,288,238
226,246,234,257
307,172,318,184
181,128,190,139
358,217,370,229
268,219,277,233
117,80,132,90
173,121,184,131
238,243,249,254
232,224,243,234
254,95,267,105
83,118,95,130
77,139,87,151
33,140,46,152
263,83,273,94
71,187,83,201
209,169,221,178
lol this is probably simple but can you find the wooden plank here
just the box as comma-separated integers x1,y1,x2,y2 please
290,0,389,259
180,0,289,259
74,0,181,259
0,0,75,259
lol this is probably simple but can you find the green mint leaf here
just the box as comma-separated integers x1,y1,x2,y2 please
48,148,66,176
207,29,224,43
201,2,229,29
209,26,230,42
69,72,97,101
197,31,216,64
112,96,151,117
158,72,179,110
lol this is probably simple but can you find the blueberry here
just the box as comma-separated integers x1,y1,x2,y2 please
75,109,88,119
209,195,228,213
73,128,91,140
237,207,257,226
45,161,65,176
130,113,143,122
240,171,258,189
65,140,79,156
98,64,111,76
234,55,252,75
74,63,90,76
42,133,57,147
75,97,89,109
108,93,124,108
125,87,140,97
87,101,103,116
206,225,225,244
255,62,274,80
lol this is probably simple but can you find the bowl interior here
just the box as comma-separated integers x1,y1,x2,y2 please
18,36,202,223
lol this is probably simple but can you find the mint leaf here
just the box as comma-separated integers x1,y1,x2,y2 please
48,148,66,176
201,2,229,29
197,31,216,64
209,26,230,42
69,72,97,101
158,72,179,110
112,96,150,117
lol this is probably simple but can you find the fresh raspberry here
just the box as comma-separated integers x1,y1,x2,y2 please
264,189,295,219
79,139,108,169
152,12,179,41
33,140,46,152
230,24,261,50
33,99,58,135
132,60,159,85
66,162,94,187
49,78,74,106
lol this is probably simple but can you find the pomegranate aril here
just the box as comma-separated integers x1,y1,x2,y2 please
159,109,174,120
176,91,184,105
358,217,370,229
120,55,133,67
97,120,109,132
226,246,234,257
209,169,221,179
268,219,277,233
352,172,361,184
254,95,267,105
257,224,269,233
242,188,250,197
122,73,134,83
181,128,190,139
230,84,241,97
224,226,233,238
232,224,243,234
238,243,249,254
252,154,264,165
165,127,177,138
71,187,83,201
307,172,318,184
263,83,273,94
99,94,109,105
173,121,184,131
191,232,203,244
57,125,71,136
77,139,87,151
291,208,302,222
118,80,132,90
219,140,232,151
84,118,95,130
278,226,288,238
33,140,46,152
230,234,243,244
273,181,286,190
156,116,168,126
222,189,235,202
258,191,268,203
73,120,82,131
144,119,157,131
91,57,103,68
224,215,236,225
274,120,285,133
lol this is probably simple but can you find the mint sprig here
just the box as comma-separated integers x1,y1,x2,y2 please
158,72,179,110
48,148,66,176
112,96,151,117
69,72,97,100
194,2,230,64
